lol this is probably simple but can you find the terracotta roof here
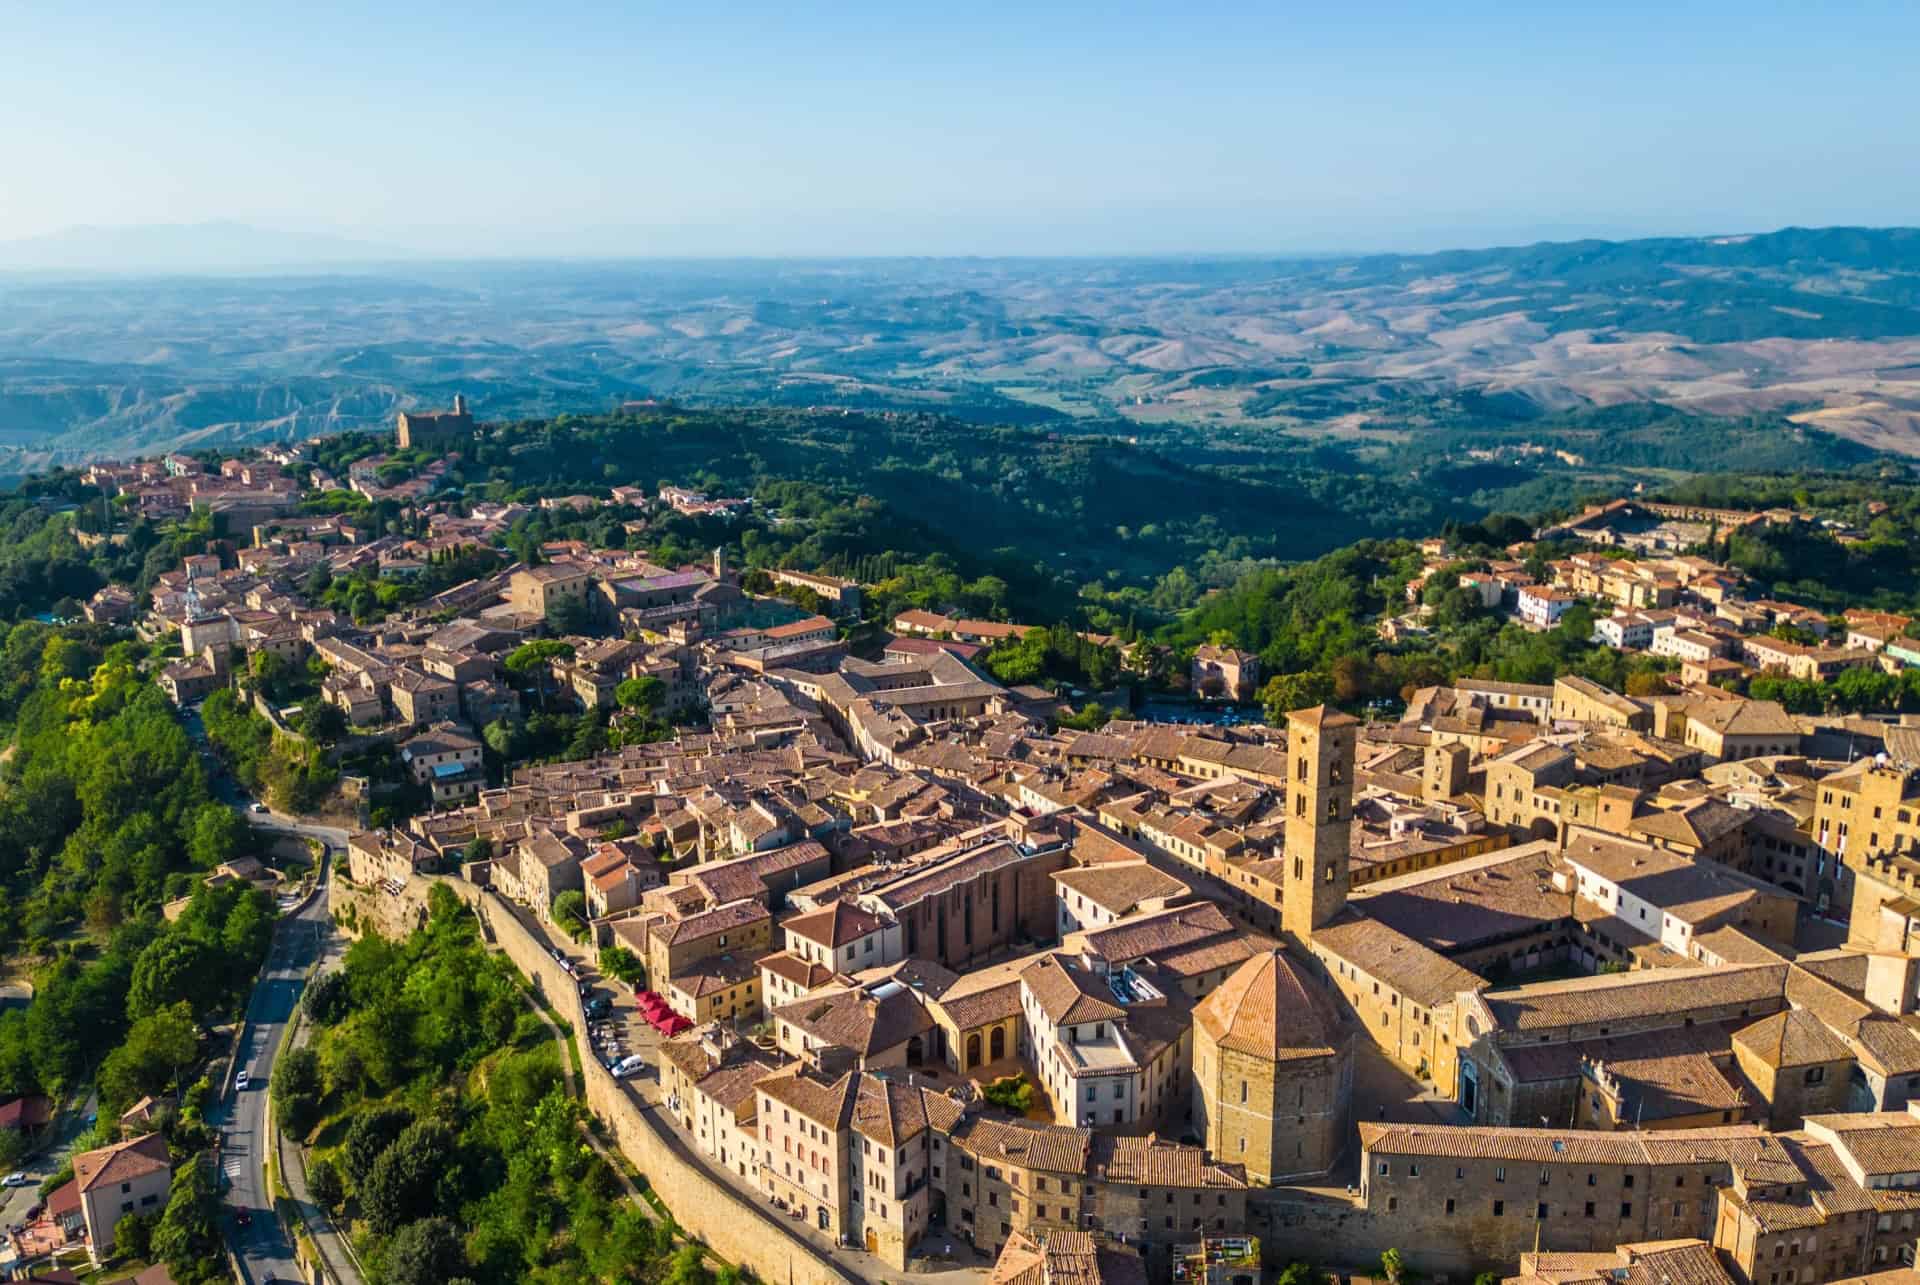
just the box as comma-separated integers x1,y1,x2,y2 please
1849,1016,1920,1076
988,1230,1048,1285
1803,1111,1920,1178
1194,948,1346,1060
1075,902,1237,966
73,1131,170,1193
0,1094,52,1130
1050,862,1188,916
649,898,771,947
1360,1120,1786,1168
949,1115,1090,1174
761,950,839,992
783,901,888,950
774,984,933,1057
657,1032,782,1117
1683,697,1801,738
1481,964,1787,1035
935,977,1025,1030
1508,1240,1734,1285
757,1065,858,1130
1310,913,1484,1008
1354,841,1569,954
1021,955,1125,1027
1087,1133,1248,1189
1288,704,1357,729
850,1074,955,1147
1731,1010,1853,1069
44,1176,80,1219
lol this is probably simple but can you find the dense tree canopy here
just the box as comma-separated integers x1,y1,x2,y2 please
0,627,275,1099
301,887,694,1283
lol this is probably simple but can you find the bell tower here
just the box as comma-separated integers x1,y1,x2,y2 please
1282,705,1358,942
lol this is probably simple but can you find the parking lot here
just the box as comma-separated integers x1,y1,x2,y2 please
506,900,663,1078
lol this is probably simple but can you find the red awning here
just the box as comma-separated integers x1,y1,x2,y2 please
659,1014,692,1036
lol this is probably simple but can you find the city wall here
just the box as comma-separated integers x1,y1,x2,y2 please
335,871,865,1285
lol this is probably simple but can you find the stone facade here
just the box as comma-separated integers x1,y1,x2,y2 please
1192,950,1354,1182
1282,706,1357,942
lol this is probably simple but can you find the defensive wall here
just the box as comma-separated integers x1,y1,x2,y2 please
331,870,866,1285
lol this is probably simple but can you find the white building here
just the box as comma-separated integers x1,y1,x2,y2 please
1517,584,1577,629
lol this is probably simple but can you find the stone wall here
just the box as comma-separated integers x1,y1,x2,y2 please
350,871,866,1285
1250,1195,1474,1279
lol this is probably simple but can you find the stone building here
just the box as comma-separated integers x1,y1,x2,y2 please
855,834,1072,973
1191,645,1259,701
1281,705,1358,942
506,560,596,622
1192,948,1353,1181
395,393,474,449
1729,1010,1855,1129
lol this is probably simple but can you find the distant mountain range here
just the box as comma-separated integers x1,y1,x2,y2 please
0,224,1917,473
0,221,409,274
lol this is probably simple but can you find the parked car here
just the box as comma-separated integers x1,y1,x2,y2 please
250,802,267,814
235,1070,251,1091
1,1172,27,1188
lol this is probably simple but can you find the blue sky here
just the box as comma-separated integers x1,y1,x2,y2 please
4,0,1917,256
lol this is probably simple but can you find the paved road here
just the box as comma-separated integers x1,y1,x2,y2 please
215,849,332,1285
277,919,364,1285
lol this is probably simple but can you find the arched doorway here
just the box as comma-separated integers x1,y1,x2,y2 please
990,1026,1006,1061
966,1033,981,1069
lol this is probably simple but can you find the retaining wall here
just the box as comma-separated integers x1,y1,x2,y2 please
357,872,865,1285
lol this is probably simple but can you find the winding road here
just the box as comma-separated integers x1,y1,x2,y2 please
213,845,331,1285
180,698,355,1282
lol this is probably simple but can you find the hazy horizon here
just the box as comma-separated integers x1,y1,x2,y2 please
9,215,1894,275
7,2,1919,263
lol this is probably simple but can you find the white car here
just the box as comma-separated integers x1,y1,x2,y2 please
250,803,268,814
2,1172,27,1187
235,1071,251,1091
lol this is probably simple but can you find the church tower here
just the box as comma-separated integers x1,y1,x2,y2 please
1282,705,1358,941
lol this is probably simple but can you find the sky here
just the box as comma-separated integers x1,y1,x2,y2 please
4,0,1918,259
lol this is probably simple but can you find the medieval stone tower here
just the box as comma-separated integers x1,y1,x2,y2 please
1282,704,1358,942
1423,740,1470,802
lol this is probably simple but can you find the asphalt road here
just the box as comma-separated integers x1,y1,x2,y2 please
214,849,332,1285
